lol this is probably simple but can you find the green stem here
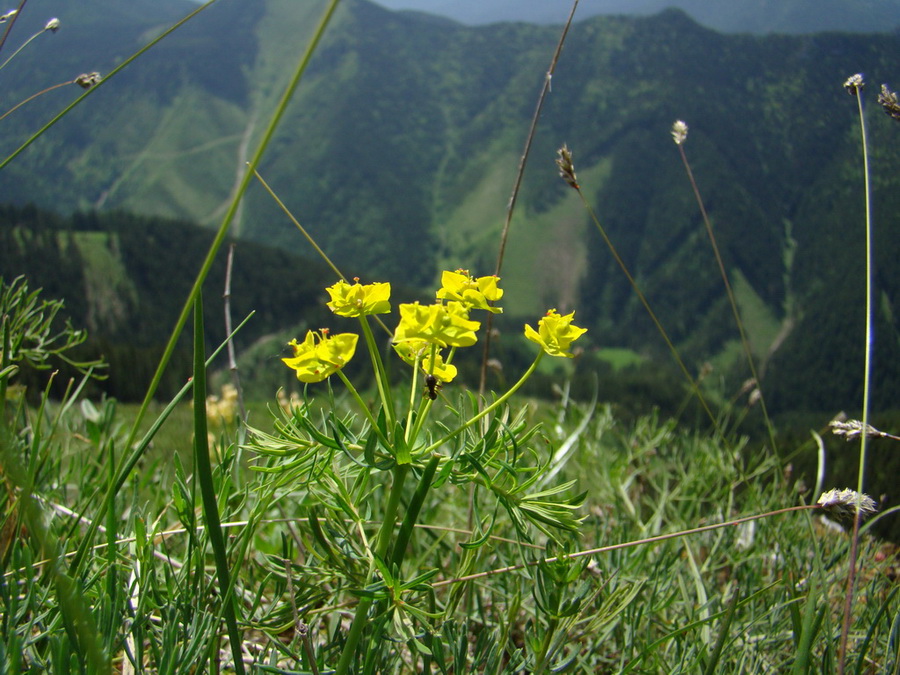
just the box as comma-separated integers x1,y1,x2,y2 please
838,82,874,674
335,463,411,675
423,352,543,455
191,296,245,675
390,454,441,569
251,167,346,280
335,369,393,453
0,27,44,72
122,0,341,451
533,616,560,675
359,316,395,429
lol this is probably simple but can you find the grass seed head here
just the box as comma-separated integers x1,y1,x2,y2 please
817,488,878,521
878,84,900,121
829,418,882,441
671,119,688,145
555,144,579,189
75,72,101,89
844,73,865,95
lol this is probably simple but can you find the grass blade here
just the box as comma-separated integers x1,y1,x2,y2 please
192,294,245,675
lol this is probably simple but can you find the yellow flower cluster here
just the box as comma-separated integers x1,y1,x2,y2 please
282,330,358,383
326,278,391,317
524,309,588,358
282,271,587,386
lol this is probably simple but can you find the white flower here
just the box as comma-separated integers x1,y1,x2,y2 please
671,120,688,145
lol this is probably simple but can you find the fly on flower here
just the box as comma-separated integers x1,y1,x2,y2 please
424,373,441,400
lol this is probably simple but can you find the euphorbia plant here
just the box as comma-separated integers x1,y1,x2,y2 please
249,269,589,672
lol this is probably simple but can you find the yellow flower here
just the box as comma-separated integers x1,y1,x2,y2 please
435,269,503,313
282,330,358,383
393,301,479,348
524,309,587,358
325,279,391,317
393,339,458,383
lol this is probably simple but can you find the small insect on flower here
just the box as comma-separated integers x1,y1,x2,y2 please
424,373,441,400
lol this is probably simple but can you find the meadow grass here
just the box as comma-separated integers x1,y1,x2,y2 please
1,1,898,674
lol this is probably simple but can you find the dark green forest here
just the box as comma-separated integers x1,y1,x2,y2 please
0,205,337,399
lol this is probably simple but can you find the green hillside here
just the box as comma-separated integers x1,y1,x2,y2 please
0,205,338,399
1,0,899,414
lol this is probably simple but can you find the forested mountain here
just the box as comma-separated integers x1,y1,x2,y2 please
1,0,899,414
0,205,338,399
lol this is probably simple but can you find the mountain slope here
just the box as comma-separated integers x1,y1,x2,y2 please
2,0,900,413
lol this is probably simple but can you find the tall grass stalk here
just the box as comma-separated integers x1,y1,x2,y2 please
431,502,822,590
0,0,219,172
838,73,875,674
565,176,718,426
0,78,82,123
0,17,57,72
68,0,342,576
252,166,396,348
191,295,245,674
0,0,27,55
673,124,777,450
478,0,580,395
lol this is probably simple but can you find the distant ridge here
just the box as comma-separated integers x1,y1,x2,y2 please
371,0,900,34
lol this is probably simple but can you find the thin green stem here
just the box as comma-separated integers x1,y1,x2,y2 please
677,144,777,450
251,167,395,338
404,356,421,445
390,454,441,569
335,463,411,675
577,189,717,426
64,0,344,578
359,316,395,429
0,26,46,71
251,167,345,281
432,503,819,590
335,369,392,452
838,83,874,674
423,352,543,455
